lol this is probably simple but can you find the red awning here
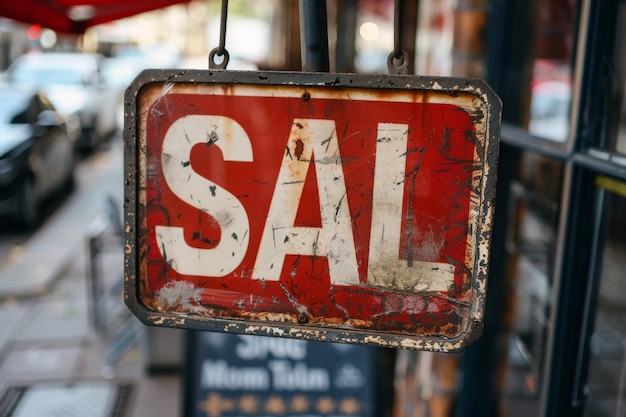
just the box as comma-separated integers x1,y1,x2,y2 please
0,0,192,34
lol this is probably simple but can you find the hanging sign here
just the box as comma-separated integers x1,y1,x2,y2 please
124,70,501,352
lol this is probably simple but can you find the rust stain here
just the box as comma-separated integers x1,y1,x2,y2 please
294,138,304,160
126,71,500,352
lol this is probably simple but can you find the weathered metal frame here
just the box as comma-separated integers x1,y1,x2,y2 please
123,69,501,352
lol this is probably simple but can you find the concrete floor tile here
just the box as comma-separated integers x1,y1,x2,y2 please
130,375,181,417
0,304,31,351
14,304,90,342
0,345,83,382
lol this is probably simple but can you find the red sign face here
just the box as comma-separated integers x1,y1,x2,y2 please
125,71,500,351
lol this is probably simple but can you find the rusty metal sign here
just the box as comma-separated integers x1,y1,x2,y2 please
124,70,501,352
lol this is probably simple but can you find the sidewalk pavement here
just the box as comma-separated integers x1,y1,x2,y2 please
0,139,183,417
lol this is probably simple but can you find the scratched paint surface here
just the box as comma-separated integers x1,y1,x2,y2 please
126,71,501,350
135,82,485,339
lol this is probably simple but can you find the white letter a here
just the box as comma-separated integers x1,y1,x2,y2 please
253,119,359,286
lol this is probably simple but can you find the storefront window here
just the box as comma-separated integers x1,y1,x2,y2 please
528,60,572,142
583,177,626,416
527,0,576,143
504,153,563,414
604,3,626,155
617,76,626,155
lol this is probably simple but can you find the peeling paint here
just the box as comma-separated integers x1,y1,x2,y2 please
367,261,454,293
124,70,501,352
156,280,202,311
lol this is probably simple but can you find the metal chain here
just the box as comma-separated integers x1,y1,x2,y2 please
209,0,230,69
387,0,409,74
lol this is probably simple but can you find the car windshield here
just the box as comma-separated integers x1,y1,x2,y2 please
11,68,87,86
0,91,31,124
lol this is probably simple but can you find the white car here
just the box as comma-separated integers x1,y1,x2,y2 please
8,52,118,152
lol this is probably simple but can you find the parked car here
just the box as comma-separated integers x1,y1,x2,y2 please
7,52,118,151
0,84,76,228
102,43,182,131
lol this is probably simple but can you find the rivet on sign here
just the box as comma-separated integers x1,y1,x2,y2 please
302,92,311,101
297,312,308,323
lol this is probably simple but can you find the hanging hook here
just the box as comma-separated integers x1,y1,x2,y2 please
387,50,409,74
209,0,230,70
209,48,230,70
387,0,409,74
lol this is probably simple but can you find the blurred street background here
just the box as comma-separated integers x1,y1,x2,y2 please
0,0,619,417
0,2,409,415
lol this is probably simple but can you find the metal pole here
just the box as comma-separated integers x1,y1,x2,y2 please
299,0,330,72
335,0,357,73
